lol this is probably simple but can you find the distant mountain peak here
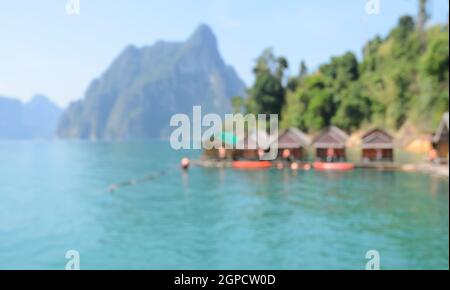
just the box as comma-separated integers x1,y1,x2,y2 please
0,95,61,140
57,25,245,140
121,44,140,56
192,24,215,38
188,23,217,47
28,94,55,105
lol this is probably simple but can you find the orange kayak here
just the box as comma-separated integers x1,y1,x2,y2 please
232,161,273,169
313,162,355,171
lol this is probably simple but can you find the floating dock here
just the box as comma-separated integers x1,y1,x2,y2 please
355,162,400,170
192,159,449,177
400,163,449,177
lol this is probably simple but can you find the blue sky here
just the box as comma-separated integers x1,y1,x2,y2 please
0,0,448,107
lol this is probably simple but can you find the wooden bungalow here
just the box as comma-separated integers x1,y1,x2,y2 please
237,130,274,160
312,126,349,162
361,128,394,162
202,132,239,160
272,128,311,161
432,112,449,163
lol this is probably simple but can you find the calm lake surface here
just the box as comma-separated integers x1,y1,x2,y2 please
0,141,448,269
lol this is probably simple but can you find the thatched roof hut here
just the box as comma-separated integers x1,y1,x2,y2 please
432,112,449,163
361,128,394,162
276,128,310,148
237,130,275,160
202,132,239,160
272,128,311,160
312,126,349,161
312,126,348,148
433,112,449,144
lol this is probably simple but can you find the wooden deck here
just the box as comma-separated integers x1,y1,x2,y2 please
355,162,400,170
400,163,449,177
191,159,233,168
191,159,449,177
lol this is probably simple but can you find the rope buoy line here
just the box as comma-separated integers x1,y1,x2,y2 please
107,157,191,193
107,169,170,193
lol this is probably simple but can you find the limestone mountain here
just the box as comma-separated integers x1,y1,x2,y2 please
57,24,246,140
0,95,62,139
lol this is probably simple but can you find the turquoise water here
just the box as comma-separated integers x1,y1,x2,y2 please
0,141,448,270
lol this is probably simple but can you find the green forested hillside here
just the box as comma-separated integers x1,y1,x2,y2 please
238,12,449,134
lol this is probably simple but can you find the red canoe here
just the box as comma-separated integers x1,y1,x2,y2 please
313,162,355,171
232,161,273,169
